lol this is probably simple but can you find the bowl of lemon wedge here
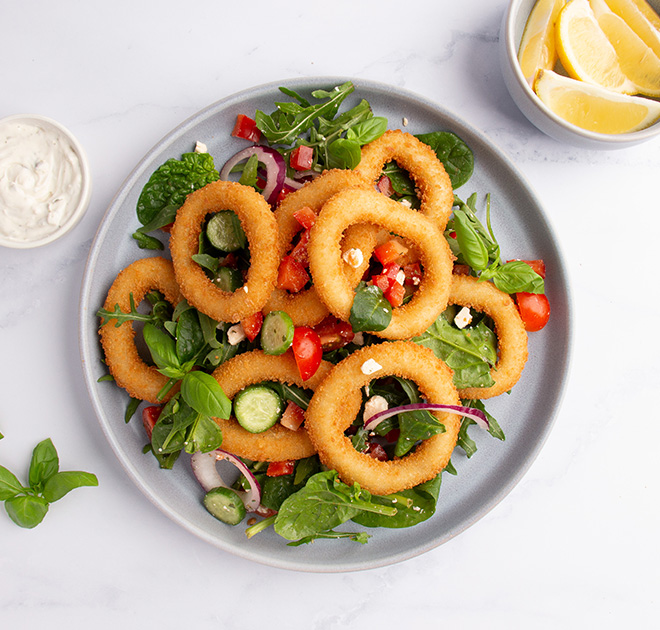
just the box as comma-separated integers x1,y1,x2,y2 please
501,0,660,148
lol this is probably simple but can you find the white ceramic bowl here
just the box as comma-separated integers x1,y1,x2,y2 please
500,0,660,149
0,114,92,248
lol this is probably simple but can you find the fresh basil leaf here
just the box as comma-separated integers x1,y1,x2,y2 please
453,209,489,271
327,138,362,169
0,466,24,500
180,372,231,419
416,131,474,189
482,260,545,294
349,282,392,332
143,323,180,371
5,495,49,529
136,152,219,227
349,116,388,145
42,471,99,503
185,415,224,454
28,438,59,488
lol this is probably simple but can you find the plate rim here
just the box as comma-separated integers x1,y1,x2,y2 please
79,75,574,572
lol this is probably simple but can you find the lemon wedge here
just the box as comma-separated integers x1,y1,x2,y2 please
534,68,660,132
590,0,660,95
518,0,566,85
556,0,637,93
603,0,660,58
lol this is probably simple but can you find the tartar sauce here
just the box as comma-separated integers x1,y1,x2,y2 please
0,118,84,244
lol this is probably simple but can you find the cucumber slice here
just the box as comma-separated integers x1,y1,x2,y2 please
212,266,243,292
261,310,294,355
203,486,246,525
233,385,284,433
206,210,247,252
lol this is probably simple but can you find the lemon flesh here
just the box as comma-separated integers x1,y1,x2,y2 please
518,0,566,84
534,68,660,132
556,0,637,92
603,0,660,58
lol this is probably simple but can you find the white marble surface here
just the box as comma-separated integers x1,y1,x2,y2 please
1,0,659,627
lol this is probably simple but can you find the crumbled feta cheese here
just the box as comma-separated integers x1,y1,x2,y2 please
243,285,249,293
194,141,208,153
361,358,382,375
395,269,405,286
399,198,412,208
342,247,364,268
363,395,389,423
454,306,473,329
353,332,365,346
402,117,409,127
227,323,247,345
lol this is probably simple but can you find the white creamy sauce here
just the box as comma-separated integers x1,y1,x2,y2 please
0,120,83,243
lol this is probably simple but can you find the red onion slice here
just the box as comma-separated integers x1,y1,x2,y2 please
364,403,489,432
190,449,261,512
219,146,286,205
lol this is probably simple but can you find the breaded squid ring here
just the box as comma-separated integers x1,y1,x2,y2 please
263,169,376,327
308,187,454,340
305,342,461,495
211,351,333,462
354,129,455,231
99,257,182,403
170,180,279,323
449,274,529,399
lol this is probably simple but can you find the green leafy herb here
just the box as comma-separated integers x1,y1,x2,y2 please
0,438,97,529
415,131,474,189
349,282,392,332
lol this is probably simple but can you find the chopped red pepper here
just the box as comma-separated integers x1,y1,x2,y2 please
373,240,408,266
280,402,306,431
290,145,314,171
288,229,311,267
292,206,316,230
231,114,261,142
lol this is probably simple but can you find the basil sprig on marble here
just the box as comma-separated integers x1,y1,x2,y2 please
0,438,98,528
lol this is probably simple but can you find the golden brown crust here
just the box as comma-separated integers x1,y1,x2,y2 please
211,351,333,461
305,342,461,495
308,187,454,339
99,257,182,403
170,180,279,323
354,129,455,231
449,274,529,399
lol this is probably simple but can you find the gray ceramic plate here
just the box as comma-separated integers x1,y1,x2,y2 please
79,77,572,572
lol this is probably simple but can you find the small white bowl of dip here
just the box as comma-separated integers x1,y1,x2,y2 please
0,114,92,249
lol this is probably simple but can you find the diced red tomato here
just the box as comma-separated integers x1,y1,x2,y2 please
277,255,309,293
376,175,394,197
142,405,162,440
231,114,261,142
161,223,174,234
289,145,314,171
384,428,400,443
366,443,388,461
313,315,354,351
292,206,316,230
384,281,406,307
374,240,408,266
403,262,422,286
292,326,323,381
280,401,305,431
266,460,296,477
276,187,292,205
288,229,311,266
241,311,263,342
371,272,392,293
516,292,551,332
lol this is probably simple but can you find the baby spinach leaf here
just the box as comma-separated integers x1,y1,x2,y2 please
349,282,392,332
416,131,474,189
287,530,371,546
175,308,205,364
136,152,219,227
186,415,224,454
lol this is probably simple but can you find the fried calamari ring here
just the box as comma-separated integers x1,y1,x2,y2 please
449,274,528,399
99,257,182,403
354,129,454,231
170,180,279,323
305,341,461,495
308,187,454,339
211,351,333,462
263,169,375,327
